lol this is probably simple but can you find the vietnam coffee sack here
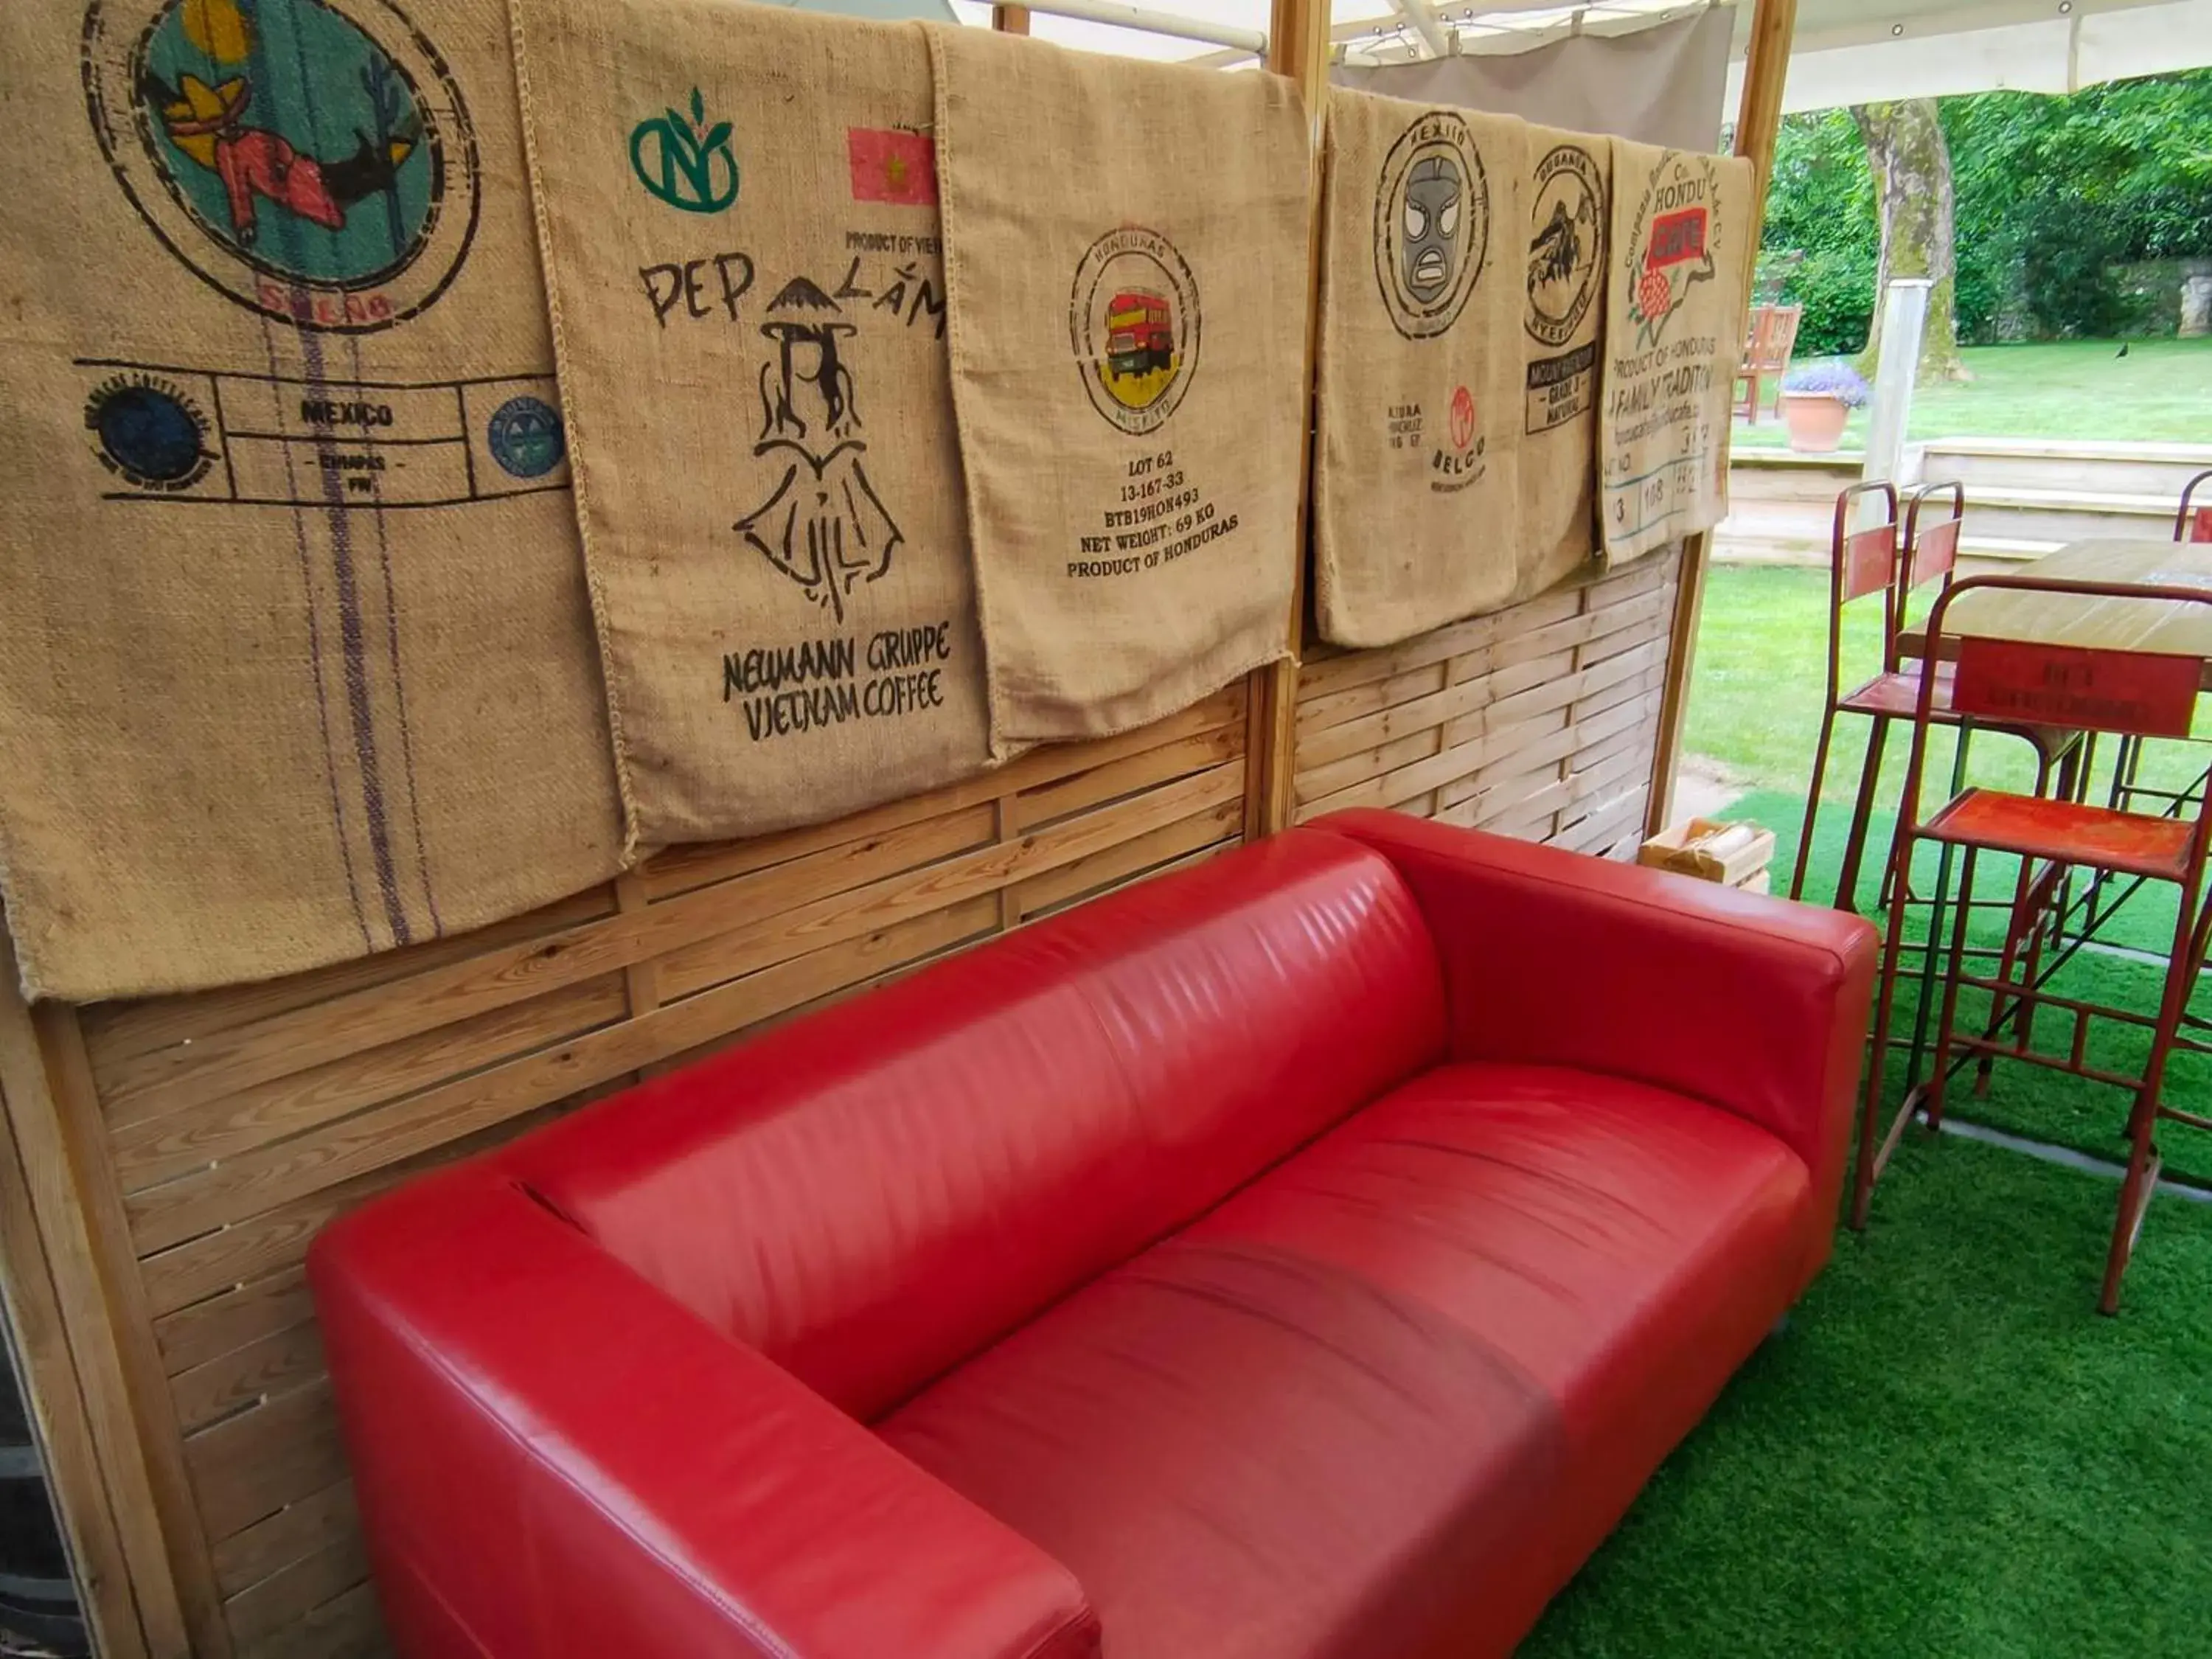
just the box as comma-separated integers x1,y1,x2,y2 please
512,0,992,846
1313,91,1526,650
1515,123,1610,602
0,0,625,1001
927,27,1309,745
1599,140,1753,565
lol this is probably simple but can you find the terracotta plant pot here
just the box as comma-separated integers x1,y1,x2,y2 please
1780,392,1852,453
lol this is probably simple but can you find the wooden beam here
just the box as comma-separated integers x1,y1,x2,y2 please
0,967,198,1658
1646,0,1798,836
1245,0,1332,837
0,1055,151,1659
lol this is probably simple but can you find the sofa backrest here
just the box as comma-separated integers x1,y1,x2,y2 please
505,829,1445,1420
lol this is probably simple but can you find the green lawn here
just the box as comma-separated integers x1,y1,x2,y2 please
1733,335,2212,451
1523,1134,2212,1658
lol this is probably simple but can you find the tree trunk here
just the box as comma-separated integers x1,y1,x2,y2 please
1850,99,1969,383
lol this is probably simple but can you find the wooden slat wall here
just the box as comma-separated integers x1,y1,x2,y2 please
11,567,1684,1659
1293,554,1683,860
38,689,1251,1659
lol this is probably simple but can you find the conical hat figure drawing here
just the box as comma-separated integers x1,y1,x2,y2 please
734,277,905,625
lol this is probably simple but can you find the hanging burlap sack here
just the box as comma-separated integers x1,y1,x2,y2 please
0,0,623,1001
1599,140,1753,566
1514,123,1610,602
926,26,1309,745
1312,92,1526,650
511,0,992,846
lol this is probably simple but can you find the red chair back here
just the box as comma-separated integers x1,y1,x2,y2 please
1951,639,2199,740
2179,468,2212,543
1902,481,1964,591
1821,481,1902,699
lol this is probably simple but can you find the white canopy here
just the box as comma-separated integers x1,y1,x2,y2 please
1731,0,2212,114
913,0,2212,111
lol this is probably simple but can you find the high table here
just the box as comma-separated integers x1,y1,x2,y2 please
1899,538,2212,684
1888,536,2212,1099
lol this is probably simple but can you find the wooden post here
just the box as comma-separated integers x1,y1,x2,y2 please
1646,0,1798,837
991,4,1031,32
31,999,235,1659
1245,0,1332,838
0,968,199,1658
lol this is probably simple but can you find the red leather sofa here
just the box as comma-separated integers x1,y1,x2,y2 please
310,810,1875,1659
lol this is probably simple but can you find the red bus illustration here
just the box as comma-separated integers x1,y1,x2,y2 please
1106,289,1175,378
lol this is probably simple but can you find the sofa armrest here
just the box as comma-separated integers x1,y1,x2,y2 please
1314,810,1877,1231
309,1170,1098,1659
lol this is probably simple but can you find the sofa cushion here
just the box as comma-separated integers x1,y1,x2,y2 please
1186,1062,1814,1439
1186,1060,1815,1646
883,1062,1812,1659
880,1236,1563,1659
506,830,1447,1419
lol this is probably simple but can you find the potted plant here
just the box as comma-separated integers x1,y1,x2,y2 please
1778,359,1868,453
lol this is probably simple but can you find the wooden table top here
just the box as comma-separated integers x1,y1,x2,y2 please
1900,539,2212,689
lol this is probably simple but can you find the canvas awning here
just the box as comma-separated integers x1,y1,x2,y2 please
925,0,2212,114
1731,0,2212,114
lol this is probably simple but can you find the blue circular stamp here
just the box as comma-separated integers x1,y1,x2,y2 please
486,394,566,479
85,374,214,490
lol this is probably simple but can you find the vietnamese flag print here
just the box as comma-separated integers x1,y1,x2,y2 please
848,127,936,205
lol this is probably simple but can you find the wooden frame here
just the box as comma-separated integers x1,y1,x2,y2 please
1,1,1798,1651
1646,0,1800,836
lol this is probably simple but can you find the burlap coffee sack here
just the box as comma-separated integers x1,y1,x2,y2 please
1514,123,1610,602
1599,141,1753,565
927,27,1309,745
512,0,992,845
1313,92,1526,650
0,0,623,1001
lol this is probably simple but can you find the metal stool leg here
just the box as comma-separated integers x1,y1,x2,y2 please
1925,846,1980,1133
1792,705,1841,902
2098,880,2211,1315
1833,717,1890,916
1853,827,1922,1230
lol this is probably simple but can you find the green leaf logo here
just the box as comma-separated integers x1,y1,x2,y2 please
630,88,740,214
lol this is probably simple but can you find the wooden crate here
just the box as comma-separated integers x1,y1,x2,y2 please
1293,553,1683,860
1637,817,1777,888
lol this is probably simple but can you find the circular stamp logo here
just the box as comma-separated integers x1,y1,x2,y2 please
82,0,481,333
1373,111,1487,341
1068,226,1200,437
1624,150,1720,350
85,371,215,490
486,394,565,479
1526,142,1604,348
1447,385,1477,452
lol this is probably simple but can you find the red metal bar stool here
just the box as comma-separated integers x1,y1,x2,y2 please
2178,468,2212,543
1851,573,2212,1313
1792,481,2081,911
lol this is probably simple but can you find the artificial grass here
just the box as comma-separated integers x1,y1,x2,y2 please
1730,334,2212,452
1520,1133,2212,1658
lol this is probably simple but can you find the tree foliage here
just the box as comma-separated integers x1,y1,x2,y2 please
1759,69,2212,351
1759,109,1876,355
